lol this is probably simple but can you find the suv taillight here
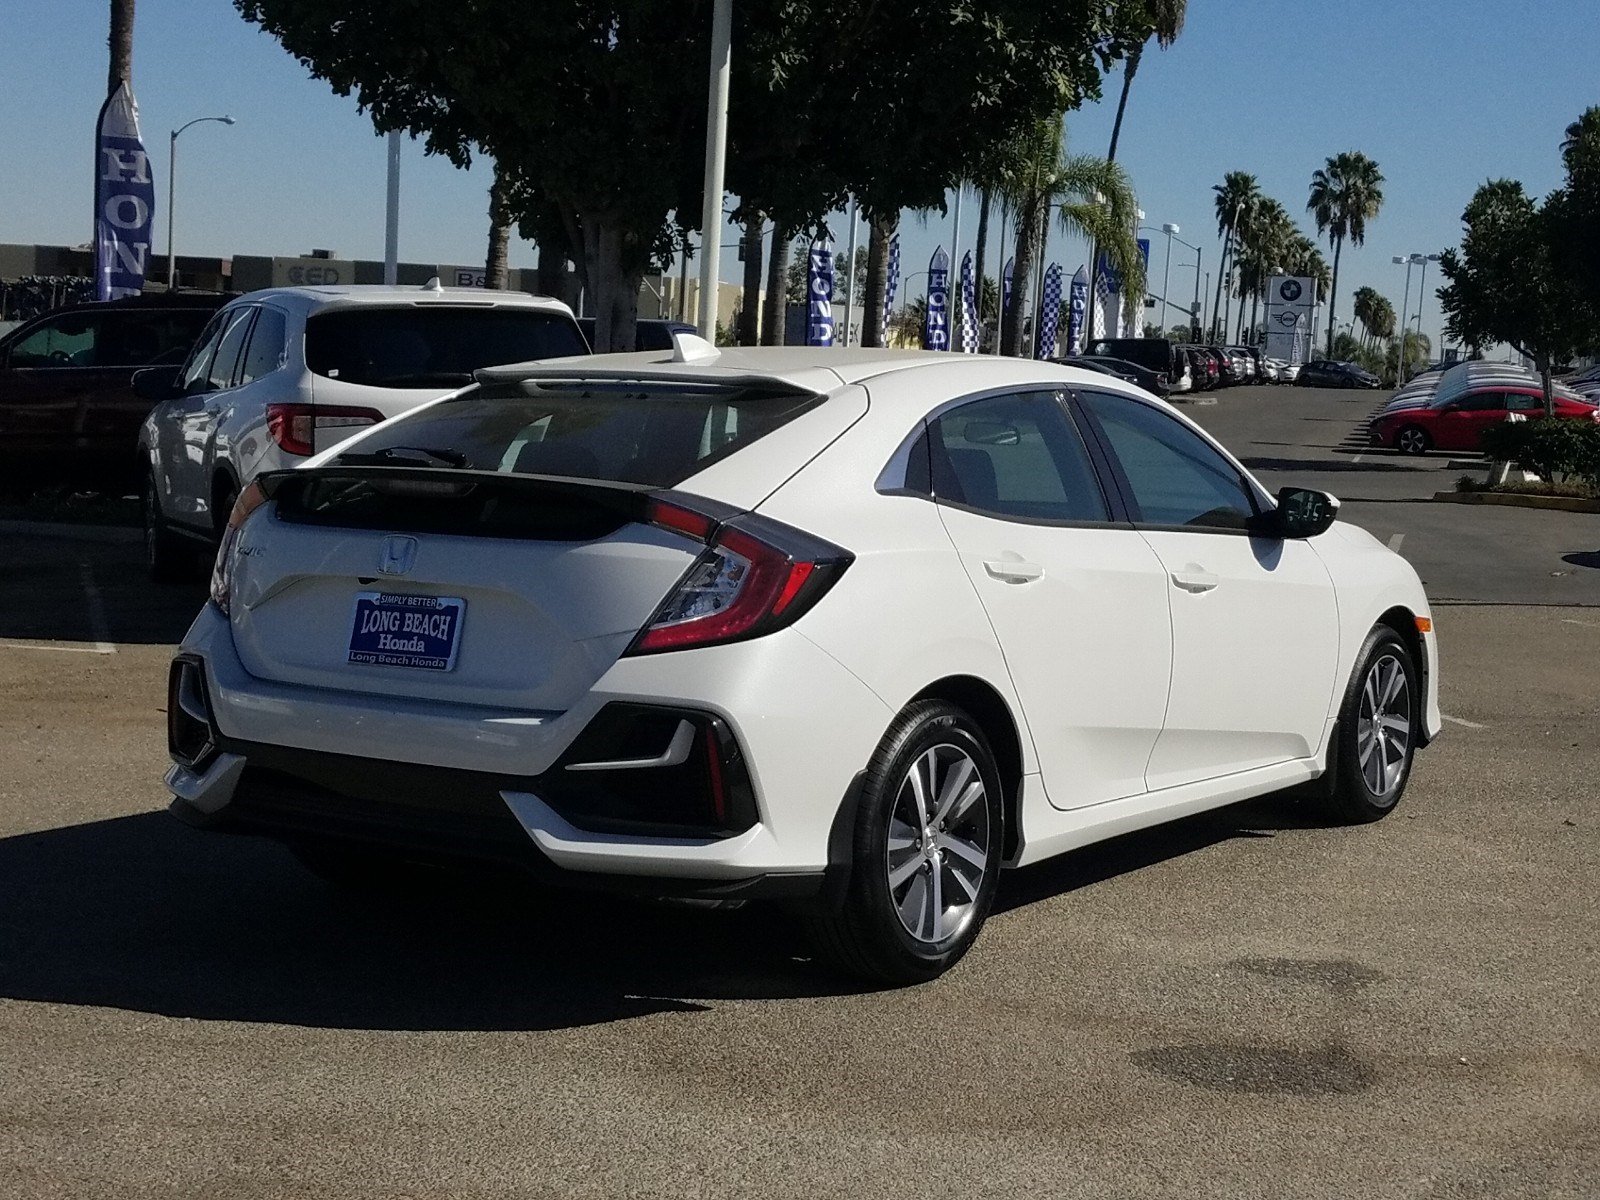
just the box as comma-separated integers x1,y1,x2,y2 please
626,498,852,655
266,403,385,456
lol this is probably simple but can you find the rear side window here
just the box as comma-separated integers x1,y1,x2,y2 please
926,391,1108,523
237,307,288,385
305,307,587,388
334,383,820,487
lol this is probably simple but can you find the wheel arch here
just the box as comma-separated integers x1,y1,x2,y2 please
908,674,1025,860
1374,604,1430,747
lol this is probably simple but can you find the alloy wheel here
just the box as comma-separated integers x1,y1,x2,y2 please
1398,427,1428,455
1356,654,1412,799
885,743,990,944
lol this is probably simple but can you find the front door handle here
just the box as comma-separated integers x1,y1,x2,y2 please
1170,567,1219,593
983,559,1043,583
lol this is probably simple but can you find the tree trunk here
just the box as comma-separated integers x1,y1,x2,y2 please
1105,43,1144,165
862,216,892,348
1235,287,1247,347
738,215,764,345
972,188,992,334
589,223,638,353
761,224,789,346
1249,290,1260,344
1326,236,1343,358
483,167,512,290
1211,229,1231,342
108,0,135,94
1540,356,1555,416
1003,197,1039,358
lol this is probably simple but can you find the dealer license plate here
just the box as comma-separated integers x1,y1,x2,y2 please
347,592,465,671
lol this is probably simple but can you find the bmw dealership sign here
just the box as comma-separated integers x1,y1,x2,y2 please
1264,275,1315,365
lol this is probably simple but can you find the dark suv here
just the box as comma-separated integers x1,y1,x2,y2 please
0,292,225,490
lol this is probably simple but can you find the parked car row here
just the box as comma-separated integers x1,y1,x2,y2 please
1368,361,1599,454
1296,360,1383,389
1082,338,1295,398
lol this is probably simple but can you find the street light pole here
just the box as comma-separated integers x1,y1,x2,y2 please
696,0,733,341
1415,252,1439,361
166,114,234,290
383,130,401,285
1393,253,1417,384
1161,223,1176,335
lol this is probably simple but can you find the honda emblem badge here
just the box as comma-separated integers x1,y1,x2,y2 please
379,535,418,576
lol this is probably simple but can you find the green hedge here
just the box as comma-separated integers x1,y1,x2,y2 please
1479,418,1600,487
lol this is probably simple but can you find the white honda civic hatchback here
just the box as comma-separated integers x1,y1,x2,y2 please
165,343,1441,984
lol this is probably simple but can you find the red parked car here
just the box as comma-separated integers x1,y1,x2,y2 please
1370,384,1600,455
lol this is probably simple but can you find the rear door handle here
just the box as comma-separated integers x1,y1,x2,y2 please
983,559,1043,583
1170,568,1219,593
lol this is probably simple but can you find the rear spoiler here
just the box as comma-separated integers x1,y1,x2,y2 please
473,361,827,400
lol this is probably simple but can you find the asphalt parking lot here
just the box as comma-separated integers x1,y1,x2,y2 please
2,386,1597,1198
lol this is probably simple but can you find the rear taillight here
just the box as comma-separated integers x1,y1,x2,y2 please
627,500,851,655
266,403,385,456
209,481,269,615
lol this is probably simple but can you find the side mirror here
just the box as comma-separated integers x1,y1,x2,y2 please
132,366,179,402
1264,486,1340,539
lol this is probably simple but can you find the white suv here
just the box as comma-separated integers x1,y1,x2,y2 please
136,282,585,579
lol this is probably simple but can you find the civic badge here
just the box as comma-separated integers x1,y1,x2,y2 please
379,535,418,576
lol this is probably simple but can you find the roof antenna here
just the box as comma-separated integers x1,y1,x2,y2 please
422,276,443,292
670,329,720,363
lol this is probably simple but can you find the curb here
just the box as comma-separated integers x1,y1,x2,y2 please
0,519,142,545
1171,396,1219,407
1431,491,1600,514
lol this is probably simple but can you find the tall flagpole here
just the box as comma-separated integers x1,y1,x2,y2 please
842,197,859,347
383,130,400,285
696,0,733,340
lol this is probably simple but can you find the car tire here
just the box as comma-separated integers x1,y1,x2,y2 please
1396,425,1431,455
1322,626,1420,824
805,700,1004,986
143,470,192,584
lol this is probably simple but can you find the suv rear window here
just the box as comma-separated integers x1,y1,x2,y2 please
334,382,821,487
305,307,586,388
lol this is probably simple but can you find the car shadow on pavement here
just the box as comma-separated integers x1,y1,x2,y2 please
1561,551,1600,570
0,810,851,1032
1238,456,1425,474
0,535,207,646
993,791,1335,916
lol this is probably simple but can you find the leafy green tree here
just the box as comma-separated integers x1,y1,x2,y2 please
1211,171,1261,340
1438,178,1597,413
1000,114,1141,356
1308,151,1385,357
1551,106,1600,312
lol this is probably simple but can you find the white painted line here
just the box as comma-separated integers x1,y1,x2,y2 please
77,562,116,654
1352,454,1364,464
1441,714,1487,730
1560,618,1600,629
1386,532,1405,552
0,640,115,655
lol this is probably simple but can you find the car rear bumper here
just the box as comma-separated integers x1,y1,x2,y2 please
166,603,893,893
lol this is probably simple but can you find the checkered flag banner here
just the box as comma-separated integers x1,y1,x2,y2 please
1092,257,1113,341
958,251,979,353
880,232,901,344
1034,263,1064,360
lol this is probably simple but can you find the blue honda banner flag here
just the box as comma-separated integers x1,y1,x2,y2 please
923,247,951,351
805,227,835,347
1035,264,1064,360
958,251,979,353
880,231,901,345
1066,265,1089,354
1002,256,1014,318
94,82,155,301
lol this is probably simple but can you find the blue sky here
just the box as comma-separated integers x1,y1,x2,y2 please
1,0,1589,347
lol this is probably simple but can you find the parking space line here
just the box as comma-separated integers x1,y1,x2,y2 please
1560,618,1600,629
0,639,115,655
1442,714,1487,730
77,562,116,655
1387,533,1405,552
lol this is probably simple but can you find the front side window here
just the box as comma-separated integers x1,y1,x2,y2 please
305,307,587,389
1079,390,1258,531
1507,393,1541,412
98,309,216,366
176,311,232,395
925,391,1109,523
8,313,101,367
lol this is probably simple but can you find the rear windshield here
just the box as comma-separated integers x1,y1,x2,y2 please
333,382,821,487
304,307,587,388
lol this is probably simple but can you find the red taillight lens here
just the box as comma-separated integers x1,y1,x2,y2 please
627,511,850,656
209,481,269,615
266,404,385,456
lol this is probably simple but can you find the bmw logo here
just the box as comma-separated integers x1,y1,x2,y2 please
1279,279,1303,302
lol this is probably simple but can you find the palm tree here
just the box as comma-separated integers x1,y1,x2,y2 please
1560,106,1600,170
484,164,512,290
1105,1,1188,164
737,213,764,345
1308,151,1385,357
1211,171,1261,341
1000,114,1142,357
1351,285,1380,348
1281,234,1329,303
1233,197,1292,343
108,0,135,94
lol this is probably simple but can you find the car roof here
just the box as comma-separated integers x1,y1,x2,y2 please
221,283,575,319
477,345,1154,406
